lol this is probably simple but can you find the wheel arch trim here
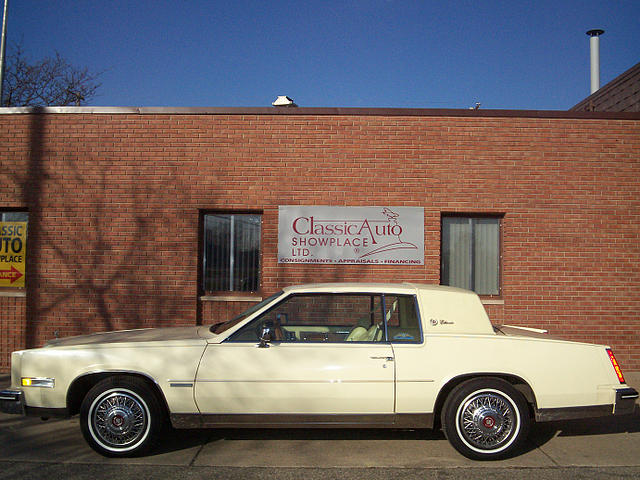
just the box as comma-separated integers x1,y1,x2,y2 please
433,372,538,427
66,370,169,417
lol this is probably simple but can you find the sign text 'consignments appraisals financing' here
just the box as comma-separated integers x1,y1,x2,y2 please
278,206,424,265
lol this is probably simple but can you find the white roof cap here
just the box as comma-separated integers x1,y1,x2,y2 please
272,95,297,107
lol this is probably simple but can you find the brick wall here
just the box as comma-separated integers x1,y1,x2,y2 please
0,110,638,371
0,295,26,370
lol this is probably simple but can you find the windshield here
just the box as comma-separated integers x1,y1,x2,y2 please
209,291,285,335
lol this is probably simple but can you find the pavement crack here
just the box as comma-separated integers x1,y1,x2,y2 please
536,444,560,466
188,433,216,467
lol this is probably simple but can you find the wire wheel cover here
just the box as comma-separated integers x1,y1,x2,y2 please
457,391,517,450
91,391,149,448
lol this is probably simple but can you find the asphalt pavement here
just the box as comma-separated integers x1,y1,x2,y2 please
1,373,639,480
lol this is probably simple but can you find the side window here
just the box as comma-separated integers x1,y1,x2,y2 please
384,295,422,343
228,294,385,343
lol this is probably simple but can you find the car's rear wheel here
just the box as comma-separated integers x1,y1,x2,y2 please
80,376,165,457
441,377,530,460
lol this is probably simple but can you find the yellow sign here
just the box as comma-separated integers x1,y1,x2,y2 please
0,221,27,287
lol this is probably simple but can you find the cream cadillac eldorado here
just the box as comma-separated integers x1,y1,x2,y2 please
1,283,637,460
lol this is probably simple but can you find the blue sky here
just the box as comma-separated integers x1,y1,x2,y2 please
6,0,640,109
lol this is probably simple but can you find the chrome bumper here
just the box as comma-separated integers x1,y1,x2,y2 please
0,389,25,415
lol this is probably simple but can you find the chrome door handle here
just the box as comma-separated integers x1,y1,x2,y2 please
370,356,394,361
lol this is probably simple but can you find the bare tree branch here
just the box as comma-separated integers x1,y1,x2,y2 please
2,43,102,107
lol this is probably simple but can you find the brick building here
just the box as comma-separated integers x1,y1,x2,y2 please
572,61,640,112
1,107,639,372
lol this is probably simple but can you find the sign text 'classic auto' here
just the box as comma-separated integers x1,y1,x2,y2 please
278,206,424,265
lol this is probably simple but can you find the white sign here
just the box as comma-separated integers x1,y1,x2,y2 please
278,206,424,265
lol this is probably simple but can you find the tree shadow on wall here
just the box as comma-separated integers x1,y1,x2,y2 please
20,112,199,345
46,176,150,334
22,109,44,348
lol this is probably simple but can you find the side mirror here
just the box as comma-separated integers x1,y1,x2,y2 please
258,321,274,348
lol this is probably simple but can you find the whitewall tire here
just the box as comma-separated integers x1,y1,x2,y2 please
80,376,165,457
441,377,530,460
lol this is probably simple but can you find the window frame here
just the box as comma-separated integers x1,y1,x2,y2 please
200,211,263,296
440,213,503,298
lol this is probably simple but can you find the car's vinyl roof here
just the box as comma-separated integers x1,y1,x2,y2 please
281,282,473,295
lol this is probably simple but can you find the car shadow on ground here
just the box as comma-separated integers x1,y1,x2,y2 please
153,426,444,455
153,405,640,458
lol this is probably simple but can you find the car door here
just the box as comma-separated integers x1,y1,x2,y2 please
194,293,395,417
382,295,431,414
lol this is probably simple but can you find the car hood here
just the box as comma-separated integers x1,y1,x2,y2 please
44,326,208,347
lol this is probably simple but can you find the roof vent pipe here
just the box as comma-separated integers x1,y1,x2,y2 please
586,29,604,94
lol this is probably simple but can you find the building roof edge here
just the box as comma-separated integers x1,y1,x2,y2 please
0,105,639,120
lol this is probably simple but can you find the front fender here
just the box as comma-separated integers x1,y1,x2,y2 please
16,341,206,414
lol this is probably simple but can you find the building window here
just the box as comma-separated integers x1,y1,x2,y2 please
441,215,501,296
202,213,261,293
1,211,29,288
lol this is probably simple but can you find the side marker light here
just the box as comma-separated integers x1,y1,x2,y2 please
21,377,55,388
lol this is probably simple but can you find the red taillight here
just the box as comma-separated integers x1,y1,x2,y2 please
606,348,625,384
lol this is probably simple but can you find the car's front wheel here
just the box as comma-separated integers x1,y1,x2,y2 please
441,377,530,460
80,376,165,457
